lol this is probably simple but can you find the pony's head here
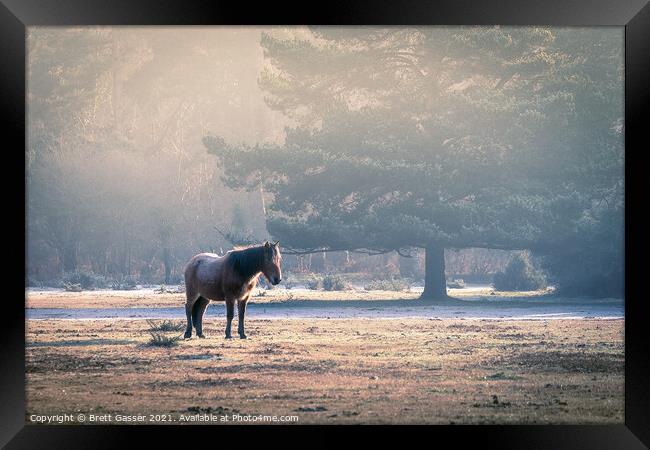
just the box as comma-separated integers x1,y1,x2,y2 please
262,241,282,285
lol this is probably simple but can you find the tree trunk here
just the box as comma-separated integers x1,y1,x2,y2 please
420,243,449,301
62,243,77,273
163,247,172,284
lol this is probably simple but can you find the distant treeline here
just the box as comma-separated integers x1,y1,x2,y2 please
26,29,281,286
26,243,513,288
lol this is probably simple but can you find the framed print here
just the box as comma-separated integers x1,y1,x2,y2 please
3,0,649,447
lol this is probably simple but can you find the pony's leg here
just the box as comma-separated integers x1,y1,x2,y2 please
192,297,210,338
184,292,198,339
224,298,235,339
237,297,249,339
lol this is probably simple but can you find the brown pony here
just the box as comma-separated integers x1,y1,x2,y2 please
183,241,282,339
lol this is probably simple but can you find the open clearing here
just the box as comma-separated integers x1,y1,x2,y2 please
26,313,623,424
26,287,623,321
25,285,551,309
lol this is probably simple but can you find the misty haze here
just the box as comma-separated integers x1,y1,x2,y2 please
26,26,624,425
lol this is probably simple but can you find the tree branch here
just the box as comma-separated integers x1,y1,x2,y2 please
396,247,416,258
281,246,391,256
213,226,258,247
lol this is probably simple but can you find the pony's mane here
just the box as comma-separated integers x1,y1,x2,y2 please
227,244,265,280
232,244,259,251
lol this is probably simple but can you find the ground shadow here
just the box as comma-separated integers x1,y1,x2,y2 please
27,339,137,347
252,294,623,311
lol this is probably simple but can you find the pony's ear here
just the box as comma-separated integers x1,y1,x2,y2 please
274,240,280,247
264,241,270,248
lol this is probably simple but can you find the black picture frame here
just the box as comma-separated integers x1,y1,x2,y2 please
3,0,648,447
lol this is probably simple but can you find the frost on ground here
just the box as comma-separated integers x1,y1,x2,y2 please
25,288,623,321
25,285,566,310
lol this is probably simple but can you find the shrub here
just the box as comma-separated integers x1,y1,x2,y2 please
154,284,169,294
282,276,296,290
26,276,43,288
62,271,110,290
540,202,623,297
447,279,465,289
111,276,137,290
493,252,547,291
147,331,181,347
322,274,349,291
146,319,184,332
364,278,411,291
64,282,83,292
154,284,186,294
542,250,623,297
305,275,323,290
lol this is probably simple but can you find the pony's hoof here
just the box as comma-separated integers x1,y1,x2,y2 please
197,334,206,339
225,335,233,340
239,334,248,340
183,332,192,339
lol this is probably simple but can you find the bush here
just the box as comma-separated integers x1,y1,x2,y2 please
153,284,184,294
147,331,181,347
322,274,349,291
111,276,137,290
540,201,623,298
447,279,465,289
26,276,43,288
281,271,300,289
541,248,623,297
493,252,547,291
281,276,296,289
62,271,110,290
539,207,623,297
64,282,83,292
147,319,183,347
305,275,323,290
364,278,411,291
146,319,184,332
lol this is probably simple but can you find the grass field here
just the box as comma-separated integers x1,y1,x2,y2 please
25,285,552,309
26,314,623,425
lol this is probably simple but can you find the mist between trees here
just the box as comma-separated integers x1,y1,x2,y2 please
26,27,624,299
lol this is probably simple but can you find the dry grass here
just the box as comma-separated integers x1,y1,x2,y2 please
146,319,185,332
147,331,182,347
26,317,623,424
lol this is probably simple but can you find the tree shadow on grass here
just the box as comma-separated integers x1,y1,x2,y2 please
250,293,621,310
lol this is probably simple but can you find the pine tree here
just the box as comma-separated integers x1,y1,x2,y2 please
205,27,623,299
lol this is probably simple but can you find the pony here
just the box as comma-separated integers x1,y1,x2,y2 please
183,241,282,339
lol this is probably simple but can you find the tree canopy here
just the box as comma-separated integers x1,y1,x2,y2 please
205,26,623,298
